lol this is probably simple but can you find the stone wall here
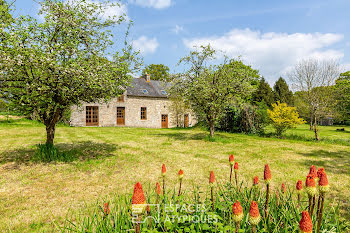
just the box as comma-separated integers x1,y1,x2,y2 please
70,95,197,128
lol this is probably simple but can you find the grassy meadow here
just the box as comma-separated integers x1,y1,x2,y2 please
0,118,349,232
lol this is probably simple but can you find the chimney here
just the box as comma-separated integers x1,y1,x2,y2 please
142,74,151,82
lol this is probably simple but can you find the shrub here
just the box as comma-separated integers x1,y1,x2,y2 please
268,102,306,137
33,144,74,162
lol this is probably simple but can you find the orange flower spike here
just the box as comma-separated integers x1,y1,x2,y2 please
232,201,244,222
309,165,317,179
178,169,184,180
317,168,325,179
209,171,215,186
248,201,261,226
296,180,303,193
318,171,329,193
253,176,259,186
234,162,239,173
161,164,166,177
229,154,234,166
305,175,317,197
104,202,110,216
281,183,286,194
264,164,271,184
132,182,146,214
155,182,161,195
299,211,313,233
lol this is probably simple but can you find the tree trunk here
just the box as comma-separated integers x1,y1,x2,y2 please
209,122,215,137
309,112,313,130
46,123,56,145
313,115,319,141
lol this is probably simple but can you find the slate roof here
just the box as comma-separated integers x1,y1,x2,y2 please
126,78,169,98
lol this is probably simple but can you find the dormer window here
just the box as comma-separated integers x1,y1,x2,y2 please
161,90,167,95
141,89,148,94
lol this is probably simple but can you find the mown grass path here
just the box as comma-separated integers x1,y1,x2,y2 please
0,120,349,232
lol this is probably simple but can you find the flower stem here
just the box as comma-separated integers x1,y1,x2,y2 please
317,193,325,233
265,183,269,219
235,172,238,187
178,180,182,196
211,186,215,211
162,177,165,196
235,222,240,233
252,225,257,233
310,195,316,216
230,166,233,183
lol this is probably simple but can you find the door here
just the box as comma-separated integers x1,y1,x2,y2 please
184,114,189,128
117,107,125,125
161,114,168,128
86,106,99,126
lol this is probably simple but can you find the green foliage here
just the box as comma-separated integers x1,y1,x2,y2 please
61,182,349,232
334,71,350,121
218,103,269,134
268,102,306,137
142,64,170,81
177,45,260,137
273,77,294,106
0,0,140,144
33,143,74,162
252,78,274,107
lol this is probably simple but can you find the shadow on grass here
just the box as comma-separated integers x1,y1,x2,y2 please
152,131,235,143
298,149,350,175
0,141,120,165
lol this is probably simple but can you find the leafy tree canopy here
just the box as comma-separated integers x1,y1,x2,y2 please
177,45,260,137
268,102,305,137
252,77,274,107
0,0,140,144
273,77,293,105
142,64,170,81
334,71,350,120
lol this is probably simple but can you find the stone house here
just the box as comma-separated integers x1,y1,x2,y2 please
70,74,197,128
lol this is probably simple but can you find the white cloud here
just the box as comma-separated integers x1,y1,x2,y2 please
133,36,159,54
183,28,344,82
129,0,171,9
172,25,184,34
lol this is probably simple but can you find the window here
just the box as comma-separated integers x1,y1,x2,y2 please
161,90,167,95
117,94,124,102
141,107,147,120
141,89,148,94
86,106,99,126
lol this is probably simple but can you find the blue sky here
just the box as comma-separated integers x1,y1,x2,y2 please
12,0,350,84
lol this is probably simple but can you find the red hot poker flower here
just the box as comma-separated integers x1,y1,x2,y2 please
155,182,161,195
178,169,184,180
132,182,146,205
299,211,313,233
132,182,146,214
296,180,303,191
281,183,286,194
232,200,244,222
305,175,317,197
248,201,261,225
264,164,271,183
104,202,110,216
229,154,234,165
319,171,329,193
209,171,215,184
305,175,316,187
317,168,325,179
234,162,239,173
309,165,317,178
253,176,259,186
161,164,166,176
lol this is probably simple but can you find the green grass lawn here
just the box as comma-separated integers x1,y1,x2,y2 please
0,118,349,232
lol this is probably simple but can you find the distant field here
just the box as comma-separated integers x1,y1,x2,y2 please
0,118,349,232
